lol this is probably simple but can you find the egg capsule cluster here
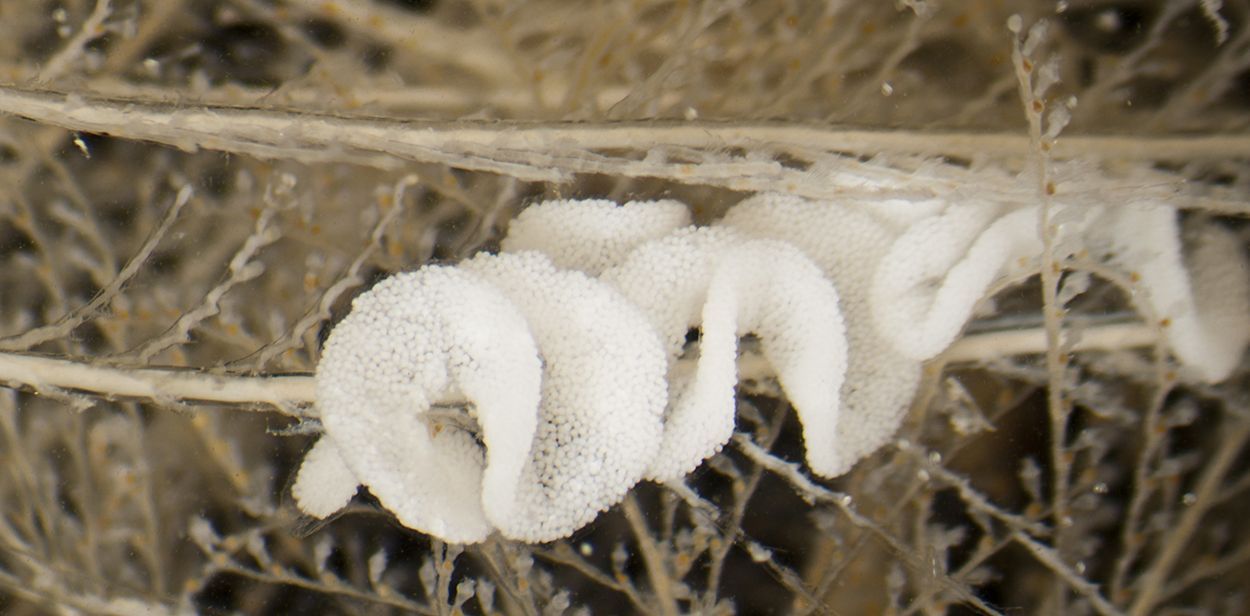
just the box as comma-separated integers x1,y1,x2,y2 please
296,194,1250,543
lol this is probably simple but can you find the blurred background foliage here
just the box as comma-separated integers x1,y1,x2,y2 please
0,0,1248,614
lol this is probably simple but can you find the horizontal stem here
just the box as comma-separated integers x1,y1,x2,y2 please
3,84,1246,159
75,77,657,117
939,322,1157,364
1,85,1247,206
0,352,314,412
0,322,1158,416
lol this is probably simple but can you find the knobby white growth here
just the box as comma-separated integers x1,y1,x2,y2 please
872,199,1250,382
303,251,671,543
301,267,543,543
501,199,692,275
291,437,359,518
872,201,1034,361
300,195,1249,543
722,194,924,477
602,227,847,480
457,252,668,542
1087,203,1250,382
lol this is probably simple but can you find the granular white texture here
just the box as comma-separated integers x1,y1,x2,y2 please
460,251,668,542
871,200,1027,361
291,436,360,519
501,199,692,276
302,192,1249,544
602,226,848,480
871,199,1250,382
306,266,542,543
721,194,923,477
1086,202,1250,382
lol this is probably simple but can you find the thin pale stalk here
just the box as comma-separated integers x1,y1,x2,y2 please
1128,418,1250,616
0,320,1160,417
622,494,680,616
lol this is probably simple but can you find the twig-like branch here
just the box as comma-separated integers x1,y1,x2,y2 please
0,352,313,413
128,196,281,362
895,440,1050,537
733,436,1003,615
1010,531,1125,616
278,0,520,86
703,401,789,605
0,321,1160,416
1,86,1248,205
206,560,435,615
246,175,416,368
1154,539,1250,606
1110,361,1174,601
35,0,113,84
70,77,680,122
1128,417,1250,616
622,494,680,616
1008,20,1079,609
0,186,192,352
533,544,647,612
940,322,1156,364
473,539,540,616
0,566,180,616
